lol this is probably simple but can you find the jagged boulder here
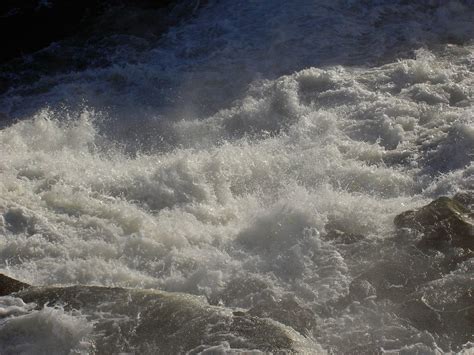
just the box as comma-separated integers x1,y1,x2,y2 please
0,274,322,353
394,195,473,251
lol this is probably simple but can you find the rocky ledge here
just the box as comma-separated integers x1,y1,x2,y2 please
0,273,322,353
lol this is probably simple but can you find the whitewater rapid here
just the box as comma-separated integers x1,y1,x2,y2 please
0,0,473,353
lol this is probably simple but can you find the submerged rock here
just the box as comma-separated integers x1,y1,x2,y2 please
348,278,377,301
247,296,318,335
348,261,425,302
0,274,322,353
398,275,474,348
394,195,473,251
454,191,474,211
209,276,317,334
390,195,474,350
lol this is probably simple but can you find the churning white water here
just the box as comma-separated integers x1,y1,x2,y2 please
0,0,473,353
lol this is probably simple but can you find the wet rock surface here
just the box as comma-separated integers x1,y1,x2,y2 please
399,275,474,348
209,276,317,334
325,194,474,352
391,194,474,348
395,195,473,251
0,274,320,353
0,273,30,296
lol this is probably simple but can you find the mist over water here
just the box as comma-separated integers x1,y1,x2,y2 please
1,0,473,353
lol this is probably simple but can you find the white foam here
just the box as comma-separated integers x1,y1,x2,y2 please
1,47,473,351
0,297,93,354
0,1,473,352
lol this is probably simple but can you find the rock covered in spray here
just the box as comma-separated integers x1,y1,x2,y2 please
399,274,474,348
395,194,473,251
0,274,323,353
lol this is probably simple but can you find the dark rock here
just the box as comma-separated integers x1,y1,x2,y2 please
439,248,474,273
399,298,442,333
348,278,377,301
323,228,364,245
210,277,317,333
232,310,246,317
344,249,448,305
0,273,30,296
0,274,321,353
19,286,319,353
351,261,412,301
454,191,474,210
209,277,270,307
394,196,473,251
248,296,318,334
398,276,473,349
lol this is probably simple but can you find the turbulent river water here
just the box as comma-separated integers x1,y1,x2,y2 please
0,0,473,353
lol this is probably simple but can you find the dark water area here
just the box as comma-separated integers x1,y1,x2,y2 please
0,0,202,95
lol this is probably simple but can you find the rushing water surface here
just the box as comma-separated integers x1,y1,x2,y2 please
0,0,473,353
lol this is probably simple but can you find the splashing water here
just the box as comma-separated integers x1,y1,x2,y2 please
0,0,473,353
